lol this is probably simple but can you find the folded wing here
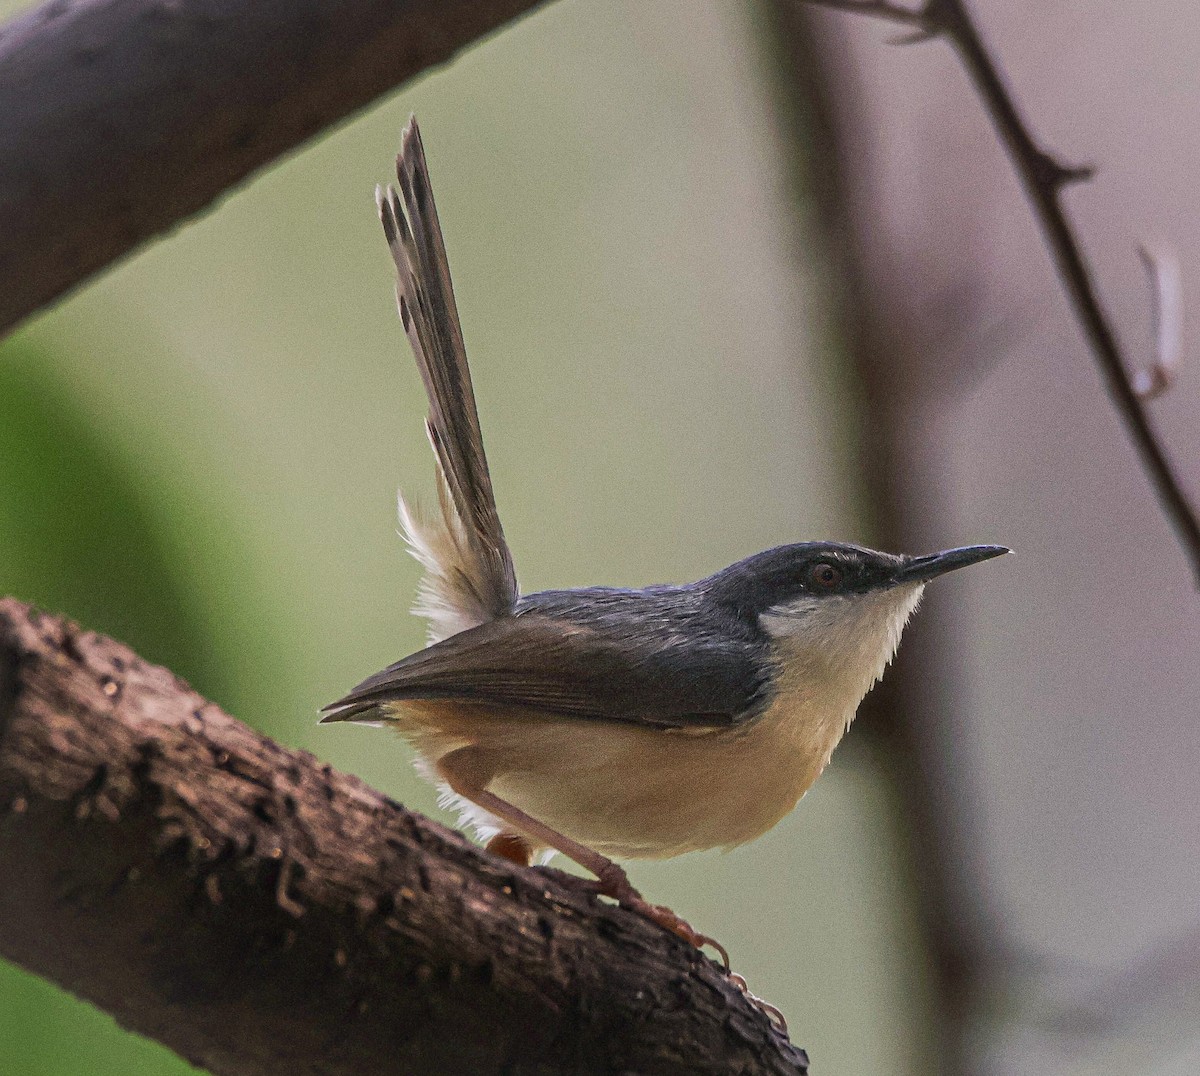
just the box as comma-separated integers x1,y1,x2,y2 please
321,611,766,730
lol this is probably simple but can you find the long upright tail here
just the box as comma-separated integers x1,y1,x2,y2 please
377,117,518,642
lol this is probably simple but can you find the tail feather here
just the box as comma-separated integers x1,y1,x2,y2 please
398,484,493,644
379,117,518,641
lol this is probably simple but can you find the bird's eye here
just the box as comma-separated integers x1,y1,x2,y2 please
810,562,842,589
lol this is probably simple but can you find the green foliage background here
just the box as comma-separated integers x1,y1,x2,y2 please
0,2,935,1072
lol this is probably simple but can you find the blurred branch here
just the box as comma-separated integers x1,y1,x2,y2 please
802,0,1200,586
0,0,549,340
764,7,1021,1071
0,598,806,1076
1017,921,1200,1043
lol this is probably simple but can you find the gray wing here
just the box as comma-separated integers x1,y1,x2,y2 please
321,609,768,730
379,117,517,624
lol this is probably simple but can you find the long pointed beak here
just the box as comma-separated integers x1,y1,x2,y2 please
894,544,1010,585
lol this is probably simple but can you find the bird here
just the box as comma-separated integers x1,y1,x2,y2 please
323,115,1008,978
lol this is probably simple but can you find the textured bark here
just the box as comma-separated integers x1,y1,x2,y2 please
0,598,807,1076
0,0,548,339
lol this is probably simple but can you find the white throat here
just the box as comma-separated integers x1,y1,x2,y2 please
760,583,926,716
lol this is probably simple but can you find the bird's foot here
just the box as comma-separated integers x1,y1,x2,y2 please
727,971,789,1035
594,863,730,970
594,863,787,1035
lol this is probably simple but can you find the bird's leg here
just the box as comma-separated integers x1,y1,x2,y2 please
438,753,791,1030
437,751,729,968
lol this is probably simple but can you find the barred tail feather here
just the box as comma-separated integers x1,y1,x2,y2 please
377,116,518,643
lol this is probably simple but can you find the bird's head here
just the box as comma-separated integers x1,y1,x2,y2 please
707,542,1009,702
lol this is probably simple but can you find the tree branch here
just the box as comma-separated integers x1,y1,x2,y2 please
0,0,548,340
802,0,1200,586
0,598,807,1076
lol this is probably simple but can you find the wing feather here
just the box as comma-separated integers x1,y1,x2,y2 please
321,612,765,730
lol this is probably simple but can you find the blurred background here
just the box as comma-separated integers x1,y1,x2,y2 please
2,1,1199,1073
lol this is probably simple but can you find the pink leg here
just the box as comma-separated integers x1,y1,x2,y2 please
437,751,731,969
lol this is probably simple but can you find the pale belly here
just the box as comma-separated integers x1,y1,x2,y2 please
391,688,852,860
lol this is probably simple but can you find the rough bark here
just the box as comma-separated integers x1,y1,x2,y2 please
0,0,548,339
0,598,807,1075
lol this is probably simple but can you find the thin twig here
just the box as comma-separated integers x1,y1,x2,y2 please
803,0,1200,585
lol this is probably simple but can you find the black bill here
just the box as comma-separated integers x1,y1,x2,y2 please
894,544,1010,585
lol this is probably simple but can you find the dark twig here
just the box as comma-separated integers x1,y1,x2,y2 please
804,0,1200,585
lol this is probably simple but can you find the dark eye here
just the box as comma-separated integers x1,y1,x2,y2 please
810,562,842,589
